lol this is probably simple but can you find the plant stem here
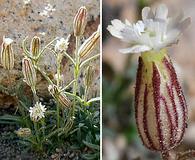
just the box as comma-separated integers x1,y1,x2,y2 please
34,121,40,143
56,102,60,130
72,36,80,116
177,150,195,160
41,119,45,137
161,150,177,160
32,87,39,103
84,86,88,102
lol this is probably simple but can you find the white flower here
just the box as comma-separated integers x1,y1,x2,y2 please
3,37,13,45
107,4,190,54
23,0,31,5
29,102,47,122
55,36,70,52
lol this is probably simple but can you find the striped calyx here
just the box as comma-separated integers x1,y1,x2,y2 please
84,65,95,89
30,36,40,57
22,57,37,88
79,26,100,59
0,37,14,70
135,49,188,152
15,128,31,138
48,85,71,108
73,6,87,36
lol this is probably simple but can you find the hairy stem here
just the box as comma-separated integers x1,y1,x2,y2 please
72,36,80,117
34,121,40,143
177,150,195,160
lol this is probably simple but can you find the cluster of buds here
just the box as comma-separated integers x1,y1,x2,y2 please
73,6,87,37
22,57,37,89
48,85,71,108
135,50,188,152
79,26,100,59
30,36,40,58
0,37,14,70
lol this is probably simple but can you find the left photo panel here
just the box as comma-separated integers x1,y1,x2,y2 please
0,0,100,159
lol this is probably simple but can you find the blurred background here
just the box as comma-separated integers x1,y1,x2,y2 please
102,0,195,159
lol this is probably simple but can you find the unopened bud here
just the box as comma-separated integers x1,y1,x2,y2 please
135,49,187,152
79,26,100,58
30,36,40,57
73,6,87,36
22,57,37,88
15,128,31,137
84,65,95,88
48,85,71,108
0,37,14,70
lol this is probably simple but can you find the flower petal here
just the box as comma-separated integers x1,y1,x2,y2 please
107,19,125,39
107,19,140,42
155,4,168,20
142,7,154,20
119,45,151,54
177,17,191,32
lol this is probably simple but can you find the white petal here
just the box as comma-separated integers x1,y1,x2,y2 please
167,10,184,29
107,25,123,39
107,19,141,42
3,37,13,45
165,29,180,44
107,19,126,39
125,19,132,26
177,17,191,32
155,4,168,20
142,7,154,20
119,45,151,54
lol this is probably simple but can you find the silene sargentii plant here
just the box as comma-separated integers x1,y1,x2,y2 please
107,4,195,160
0,6,100,156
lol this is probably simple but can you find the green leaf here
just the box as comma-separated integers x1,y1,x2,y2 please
81,153,98,160
0,115,23,124
82,140,99,151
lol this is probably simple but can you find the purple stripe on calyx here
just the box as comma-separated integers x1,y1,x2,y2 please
166,84,178,144
163,57,187,144
143,84,156,149
135,57,147,147
152,62,164,151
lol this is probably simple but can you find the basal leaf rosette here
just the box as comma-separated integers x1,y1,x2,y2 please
107,4,190,153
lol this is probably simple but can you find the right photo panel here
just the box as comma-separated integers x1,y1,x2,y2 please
103,0,195,160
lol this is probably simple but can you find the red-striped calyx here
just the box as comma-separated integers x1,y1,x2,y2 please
79,26,100,59
135,49,188,152
22,57,37,88
48,85,71,108
30,36,40,58
0,37,14,70
73,6,87,37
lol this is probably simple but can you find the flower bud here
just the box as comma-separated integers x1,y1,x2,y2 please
84,65,95,88
22,57,37,88
73,6,87,36
15,128,31,137
48,85,71,108
79,26,100,58
135,49,187,152
0,37,14,70
30,36,40,57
